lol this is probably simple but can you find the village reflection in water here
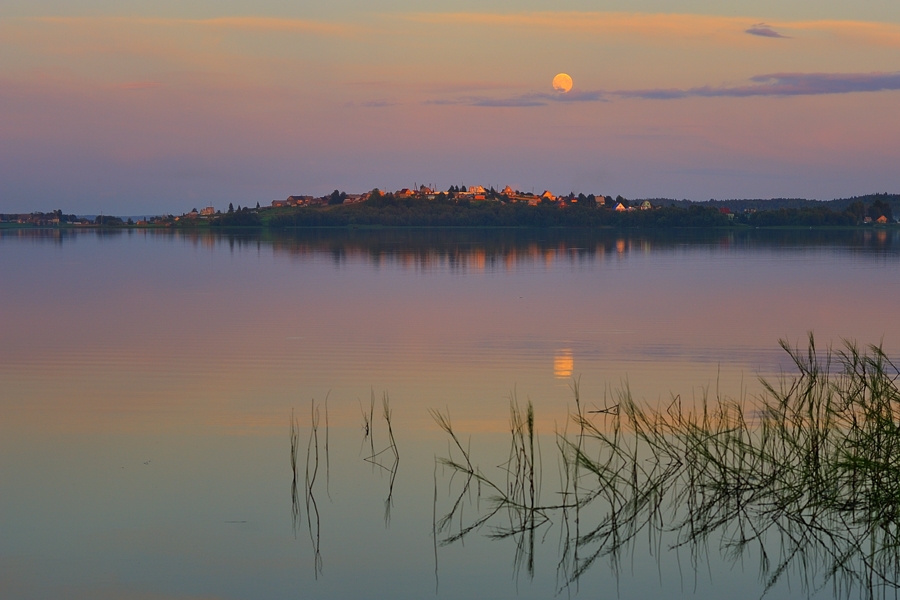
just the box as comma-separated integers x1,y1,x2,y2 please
4,227,900,272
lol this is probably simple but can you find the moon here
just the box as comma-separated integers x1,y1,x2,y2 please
552,73,573,93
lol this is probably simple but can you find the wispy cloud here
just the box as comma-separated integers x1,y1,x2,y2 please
405,12,900,48
745,23,789,38
360,100,398,107
623,71,900,99
119,81,163,90
30,16,360,37
433,71,900,106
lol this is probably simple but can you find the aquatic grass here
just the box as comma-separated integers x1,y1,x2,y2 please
433,336,900,599
290,409,301,536
289,396,329,577
305,398,323,577
362,391,400,526
432,394,561,581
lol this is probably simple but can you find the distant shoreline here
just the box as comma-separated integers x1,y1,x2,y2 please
2,191,897,229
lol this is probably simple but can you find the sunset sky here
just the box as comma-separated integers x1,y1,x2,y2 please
2,0,900,214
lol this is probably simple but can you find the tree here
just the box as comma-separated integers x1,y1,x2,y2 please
845,201,865,223
256,202,260,209
329,190,345,205
228,203,234,214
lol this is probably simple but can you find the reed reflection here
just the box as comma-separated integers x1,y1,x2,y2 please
361,391,400,526
290,397,329,577
432,337,900,599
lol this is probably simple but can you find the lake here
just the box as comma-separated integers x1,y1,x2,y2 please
2,227,900,600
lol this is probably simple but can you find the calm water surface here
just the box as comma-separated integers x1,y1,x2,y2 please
2,228,899,599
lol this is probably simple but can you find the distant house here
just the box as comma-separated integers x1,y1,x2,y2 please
397,188,414,197
272,200,288,208
640,200,652,211
502,185,515,197
471,185,486,194
540,190,556,202
473,194,486,201
877,215,889,224
287,196,313,206
200,207,215,216
864,216,873,224
615,203,627,212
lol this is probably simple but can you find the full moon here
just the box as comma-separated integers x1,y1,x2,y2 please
552,73,573,93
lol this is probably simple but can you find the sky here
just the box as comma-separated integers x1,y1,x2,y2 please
2,0,900,214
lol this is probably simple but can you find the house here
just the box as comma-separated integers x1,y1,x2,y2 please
640,200,652,210
287,195,313,206
502,185,515,197
272,200,288,208
540,190,556,202
396,188,414,197
471,185,486,194
200,207,215,216
615,203,627,212
877,215,889,224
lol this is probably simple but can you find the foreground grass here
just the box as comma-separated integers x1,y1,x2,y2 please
433,336,900,599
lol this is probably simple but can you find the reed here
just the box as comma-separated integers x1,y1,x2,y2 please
289,397,329,577
290,409,301,536
305,398,323,577
363,391,400,526
433,336,900,599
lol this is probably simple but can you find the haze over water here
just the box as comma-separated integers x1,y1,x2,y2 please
2,228,900,599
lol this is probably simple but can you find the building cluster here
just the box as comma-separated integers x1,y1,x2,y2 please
0,212,91,226
264,185,658,211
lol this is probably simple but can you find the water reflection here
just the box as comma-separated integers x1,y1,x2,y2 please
290,398,329,577
432,340,900,599
358,391,400,525
5,227,900,270
554,350,574,378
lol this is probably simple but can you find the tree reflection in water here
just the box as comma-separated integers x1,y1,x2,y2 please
434,337,900,600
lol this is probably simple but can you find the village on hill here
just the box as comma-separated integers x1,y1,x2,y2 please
1,186,896,228
267,185,646,211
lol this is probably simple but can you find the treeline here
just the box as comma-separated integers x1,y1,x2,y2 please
737,199,893,227
210,204,261,227
267,197,729,228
